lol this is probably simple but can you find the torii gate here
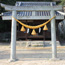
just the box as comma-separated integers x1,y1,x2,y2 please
0,2,62,61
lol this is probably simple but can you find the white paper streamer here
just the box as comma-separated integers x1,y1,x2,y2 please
39,28,41,33
27,28,29,33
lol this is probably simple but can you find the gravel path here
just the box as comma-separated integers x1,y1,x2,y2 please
0,43,65,65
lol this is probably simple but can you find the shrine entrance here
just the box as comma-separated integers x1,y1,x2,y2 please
0,2,63,61
17,20,51,40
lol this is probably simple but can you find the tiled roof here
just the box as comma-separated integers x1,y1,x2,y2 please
1,2,61,16
2,11,61,16
15,2,56,6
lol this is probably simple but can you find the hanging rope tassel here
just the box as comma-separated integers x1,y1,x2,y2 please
12,16,56,29
43,25,48,31
20,26,26,32
31,29,37,35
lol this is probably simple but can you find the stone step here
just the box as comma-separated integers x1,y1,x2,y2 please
16,41,60,47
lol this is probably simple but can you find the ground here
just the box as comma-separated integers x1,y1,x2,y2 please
0,42,65,65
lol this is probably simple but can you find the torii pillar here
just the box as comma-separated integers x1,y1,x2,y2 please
0,4,17,61
10,10,17,61
50,3,57,59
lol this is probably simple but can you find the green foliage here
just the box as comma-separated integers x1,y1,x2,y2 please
1,0,53,5
60,0,65,6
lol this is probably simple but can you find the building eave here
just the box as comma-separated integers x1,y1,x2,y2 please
2,16,64,20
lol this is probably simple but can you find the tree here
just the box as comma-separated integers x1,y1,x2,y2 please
60,0,65,6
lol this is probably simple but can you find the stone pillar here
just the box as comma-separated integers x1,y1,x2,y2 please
10,10,17,61
51,3,57,59
51,10,57,59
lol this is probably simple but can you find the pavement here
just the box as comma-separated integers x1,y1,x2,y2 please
0,42,65,65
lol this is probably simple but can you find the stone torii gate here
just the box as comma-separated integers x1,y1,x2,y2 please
0,2,62,61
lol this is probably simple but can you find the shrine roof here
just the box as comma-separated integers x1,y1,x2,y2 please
0,2,63,20
1,11,61,16
15,2,56,6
